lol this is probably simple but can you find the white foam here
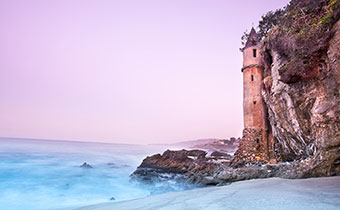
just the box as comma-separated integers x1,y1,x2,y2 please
0,138,170,210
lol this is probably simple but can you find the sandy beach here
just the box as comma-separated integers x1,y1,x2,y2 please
72,176,340,210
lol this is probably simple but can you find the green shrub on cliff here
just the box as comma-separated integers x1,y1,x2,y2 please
263,0,340,83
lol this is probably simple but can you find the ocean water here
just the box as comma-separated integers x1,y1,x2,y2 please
0,138,178,210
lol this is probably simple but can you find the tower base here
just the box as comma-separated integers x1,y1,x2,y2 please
232,128,269,165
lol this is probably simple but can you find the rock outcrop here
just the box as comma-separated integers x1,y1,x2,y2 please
80,162,93,168
260,20,340,176
131,149,322,186
131,149,229,186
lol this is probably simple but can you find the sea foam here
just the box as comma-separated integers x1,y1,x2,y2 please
0,138,174,210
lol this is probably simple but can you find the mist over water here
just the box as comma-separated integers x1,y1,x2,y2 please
0,138,181,210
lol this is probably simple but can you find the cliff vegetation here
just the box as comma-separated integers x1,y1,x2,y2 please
263,0,340,83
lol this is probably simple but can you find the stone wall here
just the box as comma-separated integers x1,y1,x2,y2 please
242,45,262,68
243,65,267,130
232,128,268,165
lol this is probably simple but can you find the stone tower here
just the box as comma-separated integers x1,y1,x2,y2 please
242,28,266,131
233,28,270,163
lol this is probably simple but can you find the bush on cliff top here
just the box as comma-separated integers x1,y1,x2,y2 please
263,0,340,83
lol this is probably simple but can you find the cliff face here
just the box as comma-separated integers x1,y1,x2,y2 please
262,20,340,176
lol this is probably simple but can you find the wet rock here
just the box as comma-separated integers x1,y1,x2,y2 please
131,149,218,186
132,150,338,187
210,151,232,159
80,162,93,168
201,176,221,185
137,149,207,174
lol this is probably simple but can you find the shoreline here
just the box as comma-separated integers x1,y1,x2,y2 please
71,176,340,210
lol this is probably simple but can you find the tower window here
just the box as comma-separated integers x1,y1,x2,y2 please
253,101,256,105
253,49,257,58
251,75,254,81
256,139,260,144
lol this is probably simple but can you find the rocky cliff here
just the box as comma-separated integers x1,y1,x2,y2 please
261,18,340,176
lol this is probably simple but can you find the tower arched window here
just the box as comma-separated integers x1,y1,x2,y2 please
251,75,254,81
253,49,257,58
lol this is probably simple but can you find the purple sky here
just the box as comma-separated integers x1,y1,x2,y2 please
0,0,290,144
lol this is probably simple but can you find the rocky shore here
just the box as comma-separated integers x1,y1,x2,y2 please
130,149,330,187
130,149,227,188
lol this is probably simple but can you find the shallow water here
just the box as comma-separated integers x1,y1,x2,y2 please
0,138,176,210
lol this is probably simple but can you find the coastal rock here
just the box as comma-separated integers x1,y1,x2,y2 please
261,20,340,176
210,151,232,159
137,149,207,174
201,176,221,185
130,149,220,186
131,151,322,186
80,162,93,168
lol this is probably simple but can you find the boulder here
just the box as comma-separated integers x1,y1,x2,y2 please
131,149,218,186
210,151,232,159
80,162,93,168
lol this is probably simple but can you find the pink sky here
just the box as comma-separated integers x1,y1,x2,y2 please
0,0,290,144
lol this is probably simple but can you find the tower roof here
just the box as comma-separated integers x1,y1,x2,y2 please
244,27,259,49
